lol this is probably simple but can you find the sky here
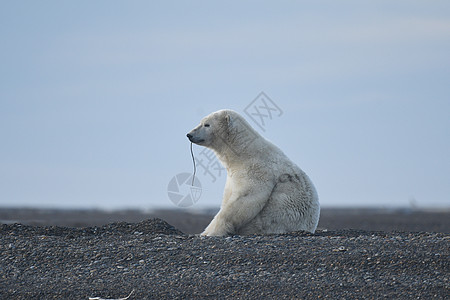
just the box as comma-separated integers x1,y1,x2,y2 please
1,1,449,210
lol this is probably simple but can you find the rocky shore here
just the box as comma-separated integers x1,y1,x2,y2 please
1,208,449,299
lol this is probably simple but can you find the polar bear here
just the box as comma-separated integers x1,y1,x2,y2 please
187,109,320,236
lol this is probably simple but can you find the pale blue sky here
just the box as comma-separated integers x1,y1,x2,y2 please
1,1,449,209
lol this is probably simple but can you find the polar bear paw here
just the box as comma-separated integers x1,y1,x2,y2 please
200,218,233,236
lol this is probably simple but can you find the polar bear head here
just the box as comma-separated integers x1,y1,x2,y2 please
186,109,231,149
186,109,259,154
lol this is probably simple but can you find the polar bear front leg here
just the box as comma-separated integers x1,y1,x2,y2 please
200,186,273,236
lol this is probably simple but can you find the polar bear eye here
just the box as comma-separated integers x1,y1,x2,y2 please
204,124,210,127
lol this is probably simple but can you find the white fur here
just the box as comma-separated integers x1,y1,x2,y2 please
187,109,320,236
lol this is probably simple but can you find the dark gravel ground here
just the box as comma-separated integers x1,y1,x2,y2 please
0,208,449,299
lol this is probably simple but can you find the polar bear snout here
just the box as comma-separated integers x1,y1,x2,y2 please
187,132,205,144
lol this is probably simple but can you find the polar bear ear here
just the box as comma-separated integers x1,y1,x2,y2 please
225,113,232,127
